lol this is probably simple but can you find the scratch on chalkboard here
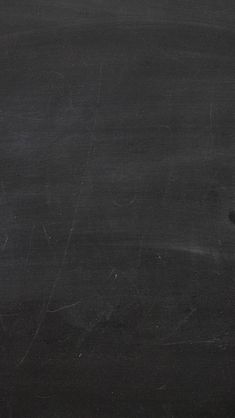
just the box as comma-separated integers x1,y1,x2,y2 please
48,300,81,313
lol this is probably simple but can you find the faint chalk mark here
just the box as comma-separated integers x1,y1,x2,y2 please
163,308,197,341
37,394,52,399
42,224,52,244
157,337,223,347
112,194,137,208
157,384,167,391
25,224,35,271
1,234,8,251
48,300,81,313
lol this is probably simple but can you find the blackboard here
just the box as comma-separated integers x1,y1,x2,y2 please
0,1,234,417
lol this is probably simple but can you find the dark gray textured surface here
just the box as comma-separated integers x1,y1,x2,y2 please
0,1,235,416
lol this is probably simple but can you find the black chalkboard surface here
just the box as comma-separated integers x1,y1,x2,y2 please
0,2,234,417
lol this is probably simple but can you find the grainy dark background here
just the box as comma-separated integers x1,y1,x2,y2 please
0,1,235,417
